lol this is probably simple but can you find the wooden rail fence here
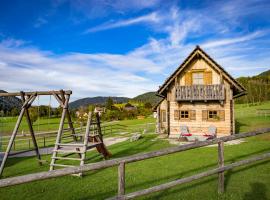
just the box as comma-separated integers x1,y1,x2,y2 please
0,127,270,200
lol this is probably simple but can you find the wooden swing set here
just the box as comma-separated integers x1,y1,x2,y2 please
0,90,111,177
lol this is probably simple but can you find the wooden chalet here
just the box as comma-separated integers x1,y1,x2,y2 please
155,46,246,138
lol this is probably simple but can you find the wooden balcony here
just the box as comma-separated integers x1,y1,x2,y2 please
175,84,225,101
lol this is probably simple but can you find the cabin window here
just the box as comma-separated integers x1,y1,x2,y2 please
180,110,189,119
161,110,166,122
192,72,204,85
208,110,218,119
202,110,225,121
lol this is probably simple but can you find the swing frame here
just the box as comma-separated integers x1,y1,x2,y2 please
0,89,75,177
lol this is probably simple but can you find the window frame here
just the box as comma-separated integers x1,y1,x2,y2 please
208,110,219,121
192,72,204,85
161,110,166,122
180,110,190,120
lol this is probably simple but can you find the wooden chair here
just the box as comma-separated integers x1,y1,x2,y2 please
204,125,217,140
179,126,192,141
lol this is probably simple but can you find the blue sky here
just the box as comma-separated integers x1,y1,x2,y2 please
0,0,270,102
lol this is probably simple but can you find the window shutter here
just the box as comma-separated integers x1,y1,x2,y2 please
202,110,208,121
190,110,196,120
185,72,192,85
219,110,225,121
204,71,212,85
174,110,179,120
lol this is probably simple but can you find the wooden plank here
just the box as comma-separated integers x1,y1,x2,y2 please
218,141,224,193
52,157,82,161
0,90,72,97
118,162,125,196
56,143,85,147
50,164,76,168
53,149,84,154
0,128,269,186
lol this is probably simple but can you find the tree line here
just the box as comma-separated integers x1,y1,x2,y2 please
235,74,270,104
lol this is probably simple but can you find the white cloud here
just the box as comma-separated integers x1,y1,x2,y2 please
0,38,26,48
0,42,160,103
85,12,161,33
202,31,266,48
34,17,48,28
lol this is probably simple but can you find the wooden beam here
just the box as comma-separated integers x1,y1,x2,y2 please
0,90,72,97
59,90,76,141
20,92,42,165
218,141,224,193
118,162,125,197
0,106,26,177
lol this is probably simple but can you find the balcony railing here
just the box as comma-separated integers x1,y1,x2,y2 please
175,84,225,101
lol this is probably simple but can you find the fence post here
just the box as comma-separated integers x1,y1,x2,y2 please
28,139,31,149
111,125,112,135
43,136,46,147
118,162,125,197
218,141,224,194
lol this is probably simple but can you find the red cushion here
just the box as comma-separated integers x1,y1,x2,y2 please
203,134,212,137
182,133,192,136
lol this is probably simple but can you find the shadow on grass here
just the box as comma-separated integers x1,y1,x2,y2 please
235,120,247,134
132,160,270,200
243,182,267,200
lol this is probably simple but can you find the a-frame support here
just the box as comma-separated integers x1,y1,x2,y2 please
0,92,41,177
0,89,73,178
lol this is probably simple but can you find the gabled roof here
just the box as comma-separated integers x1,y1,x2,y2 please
157,45,246,98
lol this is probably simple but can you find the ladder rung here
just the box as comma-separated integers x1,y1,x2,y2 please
86,142,102,149
52,156,83,161
56,143,85,147
54,149,84,154
50,163,76,168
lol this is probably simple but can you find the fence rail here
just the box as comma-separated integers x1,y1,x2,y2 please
0,127,270,200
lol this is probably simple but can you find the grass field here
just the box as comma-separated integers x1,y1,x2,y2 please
0,117,155,151
0,102,269,199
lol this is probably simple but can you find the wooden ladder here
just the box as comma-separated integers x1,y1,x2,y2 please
49,112,109,174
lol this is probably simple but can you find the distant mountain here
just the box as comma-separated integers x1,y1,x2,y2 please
131,92,162,105
0,90,22,112
69,96,129,109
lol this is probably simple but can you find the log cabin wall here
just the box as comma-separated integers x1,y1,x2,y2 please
157,57,234,138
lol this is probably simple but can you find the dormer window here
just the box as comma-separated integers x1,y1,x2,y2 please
192,72,204,85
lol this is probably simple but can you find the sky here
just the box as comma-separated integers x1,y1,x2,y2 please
0,0,270,103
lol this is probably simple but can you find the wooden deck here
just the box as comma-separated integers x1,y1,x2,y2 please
175,84,225,101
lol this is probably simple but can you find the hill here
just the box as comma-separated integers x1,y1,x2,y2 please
131,92,162,105
0,90,22,112
258,69,270,77
69,96,129,109
236,69,270,104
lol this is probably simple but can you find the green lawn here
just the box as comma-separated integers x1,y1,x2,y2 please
0,117,155,151
0,102,269,199
235,101,270,132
